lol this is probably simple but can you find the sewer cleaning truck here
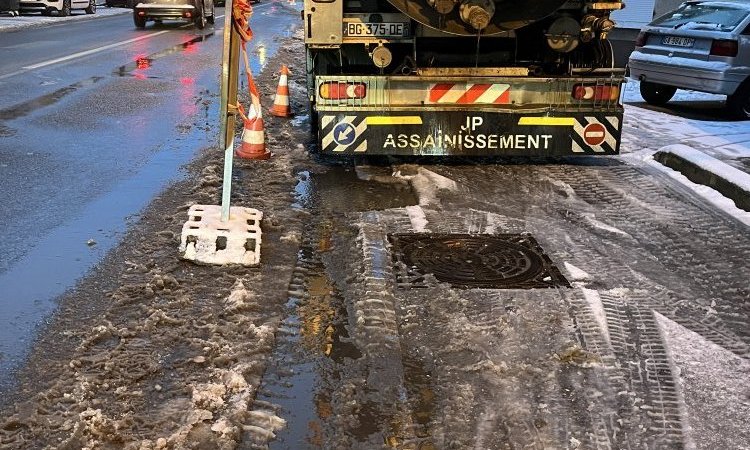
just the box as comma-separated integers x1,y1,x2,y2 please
303,0,625,156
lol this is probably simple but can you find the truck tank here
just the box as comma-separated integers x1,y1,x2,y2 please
386,0,570,35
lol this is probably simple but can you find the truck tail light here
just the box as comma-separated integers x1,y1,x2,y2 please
572,84,620,101
710,39,738,57
183,11,192,18
319,82,366,100
635,32,648,47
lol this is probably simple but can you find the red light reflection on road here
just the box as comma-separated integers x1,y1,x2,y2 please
182,41,197,54
135,55,152,70
179,76,197,116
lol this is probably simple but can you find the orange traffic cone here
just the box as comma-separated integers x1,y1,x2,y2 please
236,105,270,160
270,65,291,118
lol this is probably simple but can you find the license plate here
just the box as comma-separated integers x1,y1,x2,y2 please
662,36,694,47
343,22,409,38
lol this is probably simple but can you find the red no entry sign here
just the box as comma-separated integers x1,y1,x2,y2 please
583,123,606,146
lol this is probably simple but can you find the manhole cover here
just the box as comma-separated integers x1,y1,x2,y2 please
389,233,570,289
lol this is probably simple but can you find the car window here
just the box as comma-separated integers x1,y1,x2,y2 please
650,2,750,32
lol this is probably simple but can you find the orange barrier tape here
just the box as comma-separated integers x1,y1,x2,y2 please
232,0,261,118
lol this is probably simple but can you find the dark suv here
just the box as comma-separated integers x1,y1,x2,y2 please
133,0,214,29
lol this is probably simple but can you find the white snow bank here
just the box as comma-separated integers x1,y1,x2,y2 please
405,205,429,232
655,312,750,449
659,144,750,193
393,166,457,205
580,288,611,347
627,148,750,227
563,262,591,282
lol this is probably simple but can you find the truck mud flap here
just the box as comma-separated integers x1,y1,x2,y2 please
317,112,621,156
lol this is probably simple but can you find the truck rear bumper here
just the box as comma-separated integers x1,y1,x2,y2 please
316,111,622,156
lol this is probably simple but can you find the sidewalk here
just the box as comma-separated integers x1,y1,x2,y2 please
0,4,130,33
621,79,750,224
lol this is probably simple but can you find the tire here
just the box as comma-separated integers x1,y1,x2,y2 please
193,1,205,29
640,81,676,106
59,0,71,16
85,0,96,14
42,7,52,15
308,102,319,135
133,12,146,28
206,2,214,23
727,83,750,120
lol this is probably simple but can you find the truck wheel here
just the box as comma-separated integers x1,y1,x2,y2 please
206,2,214,24
640,81,676,106
133,13,146,28
85,0,96,14
194,2,206,29
59,0,71,16
726,82,750,120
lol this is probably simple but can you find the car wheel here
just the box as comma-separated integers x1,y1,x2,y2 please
727,83,750,120
59,0,71,16
85,0,96,14
206,2,214,24
194,1,206,29
639,81,676,106
42,7,52,15
133,12,146,28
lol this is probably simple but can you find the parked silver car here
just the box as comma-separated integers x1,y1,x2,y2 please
629,0,750,118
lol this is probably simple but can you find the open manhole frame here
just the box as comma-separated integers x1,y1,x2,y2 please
388,233,570,289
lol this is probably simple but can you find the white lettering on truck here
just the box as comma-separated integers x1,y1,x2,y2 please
383,133,552,150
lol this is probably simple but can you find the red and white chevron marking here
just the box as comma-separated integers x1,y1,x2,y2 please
428,83,511,104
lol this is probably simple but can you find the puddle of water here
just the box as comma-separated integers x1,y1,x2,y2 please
256,244,361,449
0,9,303,388
290,113,310,129
252,170,435,448
114,33,214,77
305,167,418,213
0,111,213,391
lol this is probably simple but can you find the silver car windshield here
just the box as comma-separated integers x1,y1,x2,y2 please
650,3,749,32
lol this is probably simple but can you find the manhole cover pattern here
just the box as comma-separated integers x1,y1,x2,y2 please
389,233,570,289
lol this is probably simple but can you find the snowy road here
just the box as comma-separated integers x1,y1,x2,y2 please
263,156,750,449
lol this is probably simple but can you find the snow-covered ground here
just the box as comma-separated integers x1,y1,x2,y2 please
621,79,750,226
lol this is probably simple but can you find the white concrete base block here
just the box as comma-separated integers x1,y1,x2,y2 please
179,205,263,266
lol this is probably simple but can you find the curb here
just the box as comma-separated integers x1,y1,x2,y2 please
654,144,750,212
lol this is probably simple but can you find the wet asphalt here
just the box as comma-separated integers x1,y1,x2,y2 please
0,1,300,387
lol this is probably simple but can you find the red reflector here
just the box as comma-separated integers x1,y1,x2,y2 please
635,31,648,47
710,39,738,57
319,82,366,100
184,11,192,17
138,10,145,15
572,84,620,101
